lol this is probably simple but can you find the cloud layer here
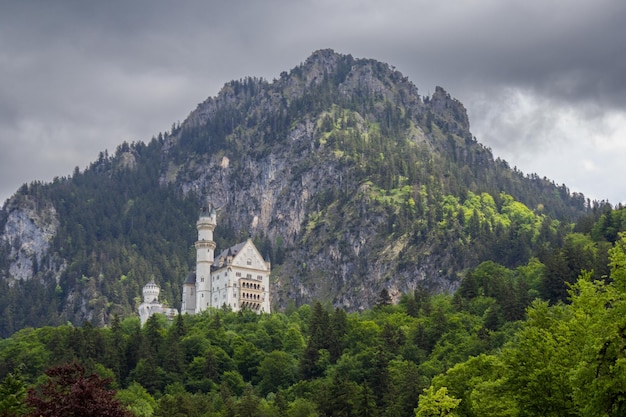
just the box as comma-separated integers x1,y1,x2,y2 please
2,0,625,204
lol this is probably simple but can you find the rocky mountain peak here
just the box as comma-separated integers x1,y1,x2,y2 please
302,48,345,76
427,86,470,136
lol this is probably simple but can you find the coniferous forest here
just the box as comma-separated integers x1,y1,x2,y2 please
2,211,626,416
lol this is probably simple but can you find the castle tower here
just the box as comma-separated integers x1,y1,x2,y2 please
194,205,216,312
139,281,178,325
142,281,160,303
181,271,197,315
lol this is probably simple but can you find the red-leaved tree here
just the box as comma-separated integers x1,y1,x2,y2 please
27,363,132,417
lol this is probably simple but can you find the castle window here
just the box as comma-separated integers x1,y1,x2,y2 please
247,274,252,279
257,275,262,280
236,272,241,277
247,259,251,265
201,277,204,282
201,293,204,298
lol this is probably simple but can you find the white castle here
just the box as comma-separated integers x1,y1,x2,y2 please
138,206,271,325
181,206,271,314
138,281,178,326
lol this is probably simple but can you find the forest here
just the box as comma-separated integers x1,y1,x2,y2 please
2,208,626,416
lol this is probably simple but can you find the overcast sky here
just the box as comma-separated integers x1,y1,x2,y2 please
1,0,625,207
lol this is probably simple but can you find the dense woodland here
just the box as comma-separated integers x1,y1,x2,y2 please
2,210,626,416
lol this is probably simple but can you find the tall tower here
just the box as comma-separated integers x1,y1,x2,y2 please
195,205,216,312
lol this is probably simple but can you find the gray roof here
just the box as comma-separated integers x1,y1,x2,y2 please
215,241,247,262
183,271,196,285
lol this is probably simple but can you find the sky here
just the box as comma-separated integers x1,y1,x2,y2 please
1,0,625,207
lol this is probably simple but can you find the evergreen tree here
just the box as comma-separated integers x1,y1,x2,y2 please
0,367,30,417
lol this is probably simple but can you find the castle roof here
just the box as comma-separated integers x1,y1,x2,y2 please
183,271,196,285
215,241,247,261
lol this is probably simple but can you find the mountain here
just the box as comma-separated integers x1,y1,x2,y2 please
0,49,590,335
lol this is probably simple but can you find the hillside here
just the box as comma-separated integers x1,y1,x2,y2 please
0,49,591,335
3,227,626,416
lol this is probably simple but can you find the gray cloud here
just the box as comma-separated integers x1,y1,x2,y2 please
1,0,625,205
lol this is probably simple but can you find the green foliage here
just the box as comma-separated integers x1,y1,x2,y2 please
7,229,626,417
4,209,624,416
0,293,522,417
421,232,626,416
116,382,157,417
0,367,30,416
415,386,461,417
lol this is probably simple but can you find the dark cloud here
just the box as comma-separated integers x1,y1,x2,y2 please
1,0,625,204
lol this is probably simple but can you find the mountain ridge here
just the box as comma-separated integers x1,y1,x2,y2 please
0,49,590,335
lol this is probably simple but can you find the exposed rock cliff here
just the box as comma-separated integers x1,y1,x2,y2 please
1,194,62,283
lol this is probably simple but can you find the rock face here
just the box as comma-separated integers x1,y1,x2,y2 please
1,195,61,283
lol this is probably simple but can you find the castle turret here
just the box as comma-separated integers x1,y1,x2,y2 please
194,205,216,312
142,280,160,303
181,272,197,315
139,281,178,325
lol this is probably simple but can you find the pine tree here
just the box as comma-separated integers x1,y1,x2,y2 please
0,367,29,417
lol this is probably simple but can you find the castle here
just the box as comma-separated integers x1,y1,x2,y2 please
138,281,178,326
139,206,271,325
181,206,271,314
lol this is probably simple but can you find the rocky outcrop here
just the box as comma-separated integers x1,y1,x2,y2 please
1,194,60,283
427,86,471,137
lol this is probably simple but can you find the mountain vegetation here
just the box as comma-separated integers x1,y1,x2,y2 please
2,217,626,416
0,50,599,336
